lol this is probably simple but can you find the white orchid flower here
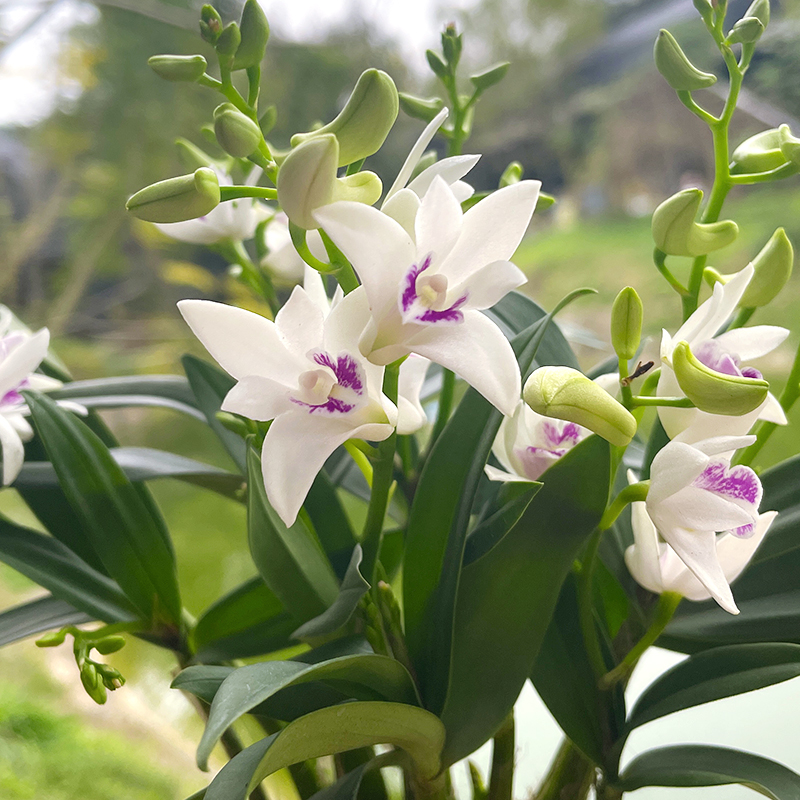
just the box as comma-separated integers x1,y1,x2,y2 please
485,401,590,483
644,435,767,614
314,175,540,416
658,264,789,443
178,288,397,526
156,169,271,246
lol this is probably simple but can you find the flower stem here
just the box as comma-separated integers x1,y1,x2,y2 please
630,395,694,408
534,738,595,800
219,186,277,201
319,229,360,294
487,711,515,800
599,482,649,530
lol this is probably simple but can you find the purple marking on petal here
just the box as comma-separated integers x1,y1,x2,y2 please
517,446,565,481
732,522,756,539
692,460,762,506
400,254,432,313
291,397,355,414
0,377,30,410
415,293,468,324
741,366,763,380
313,352,364,395
542,420,583,449
694,340,743,377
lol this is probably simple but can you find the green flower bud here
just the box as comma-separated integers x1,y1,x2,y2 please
215,410,254,437
213,103,262,158
200,5,223,44
398,93,445,123
672,341,768,415
499,161,523,188
611,287,643,361
233,0,270,70
99,666,126,690
692,0,712,12
744,0,770,28
442,25,462,68
652,188,738,257
216,22,241,64
779,124,800,166
278,135,338,229
291,70,399,167
470,62,510,93
740,228,794,307
175,138,216,170
523,366,637,447
36,629,67,648
80,662,108,705
126,168,220,224
536,193,556,211
654,30,717,91
426,49,449,79
259,104,278,137
728,16,764,44
148,54,207,82
93,635,126,655
730,128,788,174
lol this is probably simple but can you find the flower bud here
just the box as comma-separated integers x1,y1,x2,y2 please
80,662,108,705
278,135,337,229
215,22,241,64
291,70,399,167
654,30,717,92
148,54,207,82
744,0,770,28
672,341,768,415
652,188,738,257
36,629,67,648
175,138,216,170
499,161,523,188
99,666,126,690
611,287,643,361
442,24,463,68
398,93,445,123
259,104,278,137
93,635,126,655
740,228,794,308
523,366,637,447
426,49,449,79
126,168,220,224
200,4,223,44
233,0,270,70
213,103,262,158
779,124,800,166
470,62,510,93
731,129,788,174
728,16,764,44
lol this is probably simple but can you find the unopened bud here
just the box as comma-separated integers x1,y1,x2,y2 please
470,62,510,93
523,366,637,447
536,193,556,211
398,93,445,123
36,629,67,648
259,104,278,137
652,188,738,257
442,25,463,68
731,129,788,174
728,16,764,44
426,49,449,79
291,69,399,167
672,341,768,415
779,124,800,166
740,228,794,307
175,138,216,170
654,30,717,92
93,635,126,655
148,54,207,82
611,287,643,361
126,168,220,224
277,135,338,229
215,410,252,437
99,666,126,690
744,0,770,28
499,161,523,188
215,22,241,64
233,0,270,70
200,4,223,43
214,103,262,158
80,662,108,705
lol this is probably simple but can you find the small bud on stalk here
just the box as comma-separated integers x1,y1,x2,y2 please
728,16,764,44
731,129,788,174
652,188,738,256
654,30,717,91
233,0,270,70
215,22,241,66
126,168,221,223
740,229,794,308
499,161,523,188
213,103,262,158
779,124,800,166
398,93,445,123
200,4,223,43
148,54,207,82
611,287,643,361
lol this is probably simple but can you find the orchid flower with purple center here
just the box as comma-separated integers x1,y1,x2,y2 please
485,401,590,483
644,435,769,614
659,263,789,443
314,174,540,416
179,287,397,527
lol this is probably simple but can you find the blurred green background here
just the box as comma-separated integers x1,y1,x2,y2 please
1,0,800,797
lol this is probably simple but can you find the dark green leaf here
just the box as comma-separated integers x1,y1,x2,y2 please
304,471,357,579
618,745,800,799
307,753,398,800
25,392,181,625
173,665,234,705
0,595,91,647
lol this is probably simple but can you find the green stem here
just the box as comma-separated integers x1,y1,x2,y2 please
653,249,689,297
677,90,717,125
224,239,278,313
618,355,634,410
430,369,456,446
577,530,608,680
319,229,360,294
219,186,277,201
289,223,336,273
729,306,756,330
487,712,515,800
247,65,261,109
600,591,682,689
360,361,401,584
730,162,800,184
534,739,595,800
630,395,694,408
599,482,649,530
219,64,257,120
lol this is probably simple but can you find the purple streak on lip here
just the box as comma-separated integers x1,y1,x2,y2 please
518,446,566,481
741,366,763,380
313,352,364,395
0,377,30,409
401,254,432,313
543,420,582,449
415,293,468,324
732,521,756,538
692,460,762,506
291,396,355,414
694,340,763,382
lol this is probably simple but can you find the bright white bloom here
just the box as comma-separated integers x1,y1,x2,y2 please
315,175,540,416
485,401,590,483
644,435,767,614
156,169,271,245
178,289,397,526
659,264,788,442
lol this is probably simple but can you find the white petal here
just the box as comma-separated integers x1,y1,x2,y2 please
397,354,430,435
221,375,294,420
449,260,526,311
627,501,667,595
275,286,325,359
323,287,372,356
381,189,420,238
690,435,756,458
713,325,790,360
407,310,521,417
718,511,776,582
759,392,787,425
672,410,759,444
385,107,449,201
302,266,331,316
450,181,474,203
437,181,541,281
647,441,708,507
26,374,62,392
0,329,50,397
262,412,393,526
178,299,301,382
415,177,463,264
654,486,756,532
484,464,531,483
407,155,480,197
8,414,33,439
0,413,25,485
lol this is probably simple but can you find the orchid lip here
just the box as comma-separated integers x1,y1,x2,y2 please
399,252,469,325
290,350,366,415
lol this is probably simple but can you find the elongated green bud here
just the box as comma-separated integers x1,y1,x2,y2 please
442,25,462,68
654,30,717,91
233,0,270,70
470,62,510,93
175,138,216,170
499,161,523,188
80,662,108,705
731,128,788,174
148,54,207,82
652,188,738,257
93,635,126,655
259,104,278,136
278,135,338,229
126,168,220,223
728,16,764,44
426,49,448,79
200,4,223,43
745,0,770,28
611,287,643,361
740,228,794,307
779,124,800,166
216,22,241,64
36,629,68,647
523,366,637,447
398,93,445,123
291,70,399,167
672,341,768,415
213,103,262,157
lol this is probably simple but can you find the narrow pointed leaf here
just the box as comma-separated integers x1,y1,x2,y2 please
0,595,91,647
307,753,400,800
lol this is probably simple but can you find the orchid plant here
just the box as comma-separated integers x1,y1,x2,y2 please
3,2,800,799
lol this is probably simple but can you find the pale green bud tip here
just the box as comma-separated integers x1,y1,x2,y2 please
499,161,524,188
779,124,800,166
523,366,637,447
216,22,241,59
729,16,764,44
126,168,220,224
277,135,338,229
291,69,399,167
148,54,207,82
731,128,788,174
36,629,67,648
745,0,770,28
233,0,270,70
611,287,643,361
213,104,262,158
93,635,126,655
652,188,738,257
703,266,729,288
398,93,445,123
740,228,794,307
672,341,768,415
654,30,717,92
80,663,108,704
